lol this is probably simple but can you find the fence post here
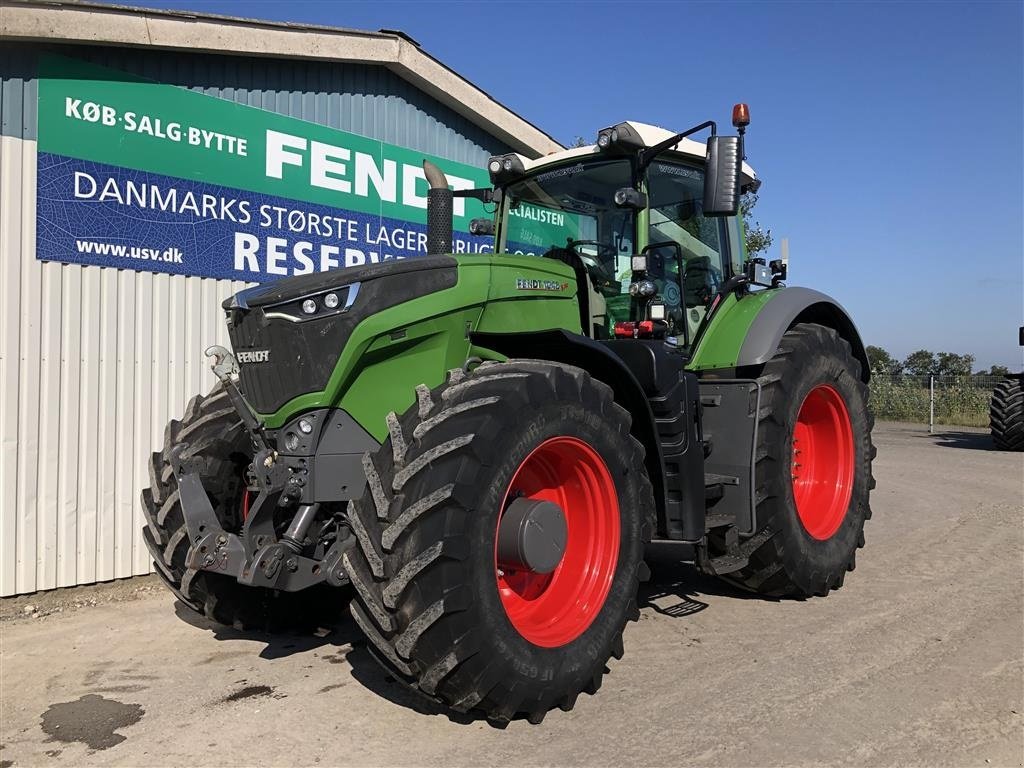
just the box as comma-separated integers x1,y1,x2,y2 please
929,375,935,434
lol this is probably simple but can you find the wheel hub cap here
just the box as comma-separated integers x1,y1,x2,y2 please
497,498,568,574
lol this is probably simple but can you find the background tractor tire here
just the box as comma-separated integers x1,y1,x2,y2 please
990,377,1024,451
141,385,338,630
708,323,876,597
342,360,654,724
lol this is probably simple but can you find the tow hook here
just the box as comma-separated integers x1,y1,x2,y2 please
204,345,264,436
205,344,239,380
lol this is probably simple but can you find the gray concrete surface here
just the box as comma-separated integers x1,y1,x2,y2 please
2,423,1022,767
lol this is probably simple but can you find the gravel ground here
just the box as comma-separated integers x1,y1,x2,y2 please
1,422,1022,767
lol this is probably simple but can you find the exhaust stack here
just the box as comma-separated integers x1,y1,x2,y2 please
423,160,453,256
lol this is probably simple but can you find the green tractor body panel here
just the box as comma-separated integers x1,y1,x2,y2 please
475,255,580,332
684,290,777,372
258,255,581,440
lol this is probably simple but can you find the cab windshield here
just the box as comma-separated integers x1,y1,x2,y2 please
502,159,635,293
499,155,730,341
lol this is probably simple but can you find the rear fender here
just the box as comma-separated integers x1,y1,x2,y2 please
737,288,871,382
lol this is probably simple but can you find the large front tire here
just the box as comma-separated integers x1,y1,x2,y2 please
709,323,875,597
342,361,654,724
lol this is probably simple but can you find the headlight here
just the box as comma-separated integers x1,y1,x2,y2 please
261,282,361,323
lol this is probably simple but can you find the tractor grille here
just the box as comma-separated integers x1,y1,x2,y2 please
225,257,458,414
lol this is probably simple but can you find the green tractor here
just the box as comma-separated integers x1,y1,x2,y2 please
142,105,875,724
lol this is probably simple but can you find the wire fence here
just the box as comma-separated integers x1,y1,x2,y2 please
869,374,1002,429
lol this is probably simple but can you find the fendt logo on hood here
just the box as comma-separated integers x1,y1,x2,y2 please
515,277,570,292
237,349,270,364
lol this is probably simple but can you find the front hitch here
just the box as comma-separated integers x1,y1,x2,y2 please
170,442,349,592
163,349,352,594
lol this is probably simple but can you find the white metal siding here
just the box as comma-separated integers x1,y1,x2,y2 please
0,134,250,595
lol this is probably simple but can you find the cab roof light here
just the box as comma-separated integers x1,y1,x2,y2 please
596,122,646,155
487,153,526,185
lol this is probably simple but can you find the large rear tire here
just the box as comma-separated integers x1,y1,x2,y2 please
141,385,338,630
342,360,654,724
990,377,1024,451
706,323,875,597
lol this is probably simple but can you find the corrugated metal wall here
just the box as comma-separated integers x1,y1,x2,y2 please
0,43,512,596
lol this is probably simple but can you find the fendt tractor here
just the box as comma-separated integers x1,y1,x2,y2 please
142,105,876,724
989,326,1024,451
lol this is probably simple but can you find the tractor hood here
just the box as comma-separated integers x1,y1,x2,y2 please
223,256,458,415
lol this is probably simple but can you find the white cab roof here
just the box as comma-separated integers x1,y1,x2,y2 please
508,121,757,182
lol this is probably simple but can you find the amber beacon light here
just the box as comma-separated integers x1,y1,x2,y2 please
732,103,750,132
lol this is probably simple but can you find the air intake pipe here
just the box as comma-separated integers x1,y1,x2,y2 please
423,160,453,256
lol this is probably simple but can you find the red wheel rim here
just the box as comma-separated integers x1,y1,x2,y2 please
791,384,855,540
495,436,620,647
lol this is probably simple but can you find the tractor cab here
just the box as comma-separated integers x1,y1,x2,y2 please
483,114,760,347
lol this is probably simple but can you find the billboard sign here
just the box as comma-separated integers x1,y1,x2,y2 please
36,55,494,282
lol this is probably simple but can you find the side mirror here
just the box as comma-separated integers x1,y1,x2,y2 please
703,136,742,217
640,241,684,279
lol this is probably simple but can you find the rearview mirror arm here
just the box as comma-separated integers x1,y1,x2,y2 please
454,187,501,204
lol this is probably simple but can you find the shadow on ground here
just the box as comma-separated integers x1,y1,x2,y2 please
167,542,766,724
931,430,997,451
171,592,477,723
639,541,771,619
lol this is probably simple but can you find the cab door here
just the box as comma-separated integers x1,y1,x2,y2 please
645,160,730,344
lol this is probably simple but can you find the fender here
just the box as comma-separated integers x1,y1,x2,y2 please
737,287,871,381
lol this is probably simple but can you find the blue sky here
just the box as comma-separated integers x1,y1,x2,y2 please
144,0,1023,369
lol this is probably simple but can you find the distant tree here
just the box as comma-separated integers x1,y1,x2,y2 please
903,350,936,376
569,136,589,148
740,191,773,258
866,345,902,375
985,364,1010,377
935,352,975,376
